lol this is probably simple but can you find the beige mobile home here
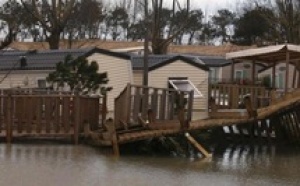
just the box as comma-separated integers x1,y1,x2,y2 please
0,48,133,116
132,55,209,120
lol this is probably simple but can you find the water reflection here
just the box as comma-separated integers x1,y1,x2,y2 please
0,142,299,186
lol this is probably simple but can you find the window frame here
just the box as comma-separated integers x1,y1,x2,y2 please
168,79,203,98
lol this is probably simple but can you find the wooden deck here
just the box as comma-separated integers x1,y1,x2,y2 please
86,85,300,156
1,85,300,157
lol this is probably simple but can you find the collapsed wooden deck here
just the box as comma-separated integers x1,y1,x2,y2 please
1,85,300,157
87,84,300,156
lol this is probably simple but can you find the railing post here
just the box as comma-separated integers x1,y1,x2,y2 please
232,85,239,109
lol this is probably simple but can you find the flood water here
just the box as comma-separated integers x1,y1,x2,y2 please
1,141,300,186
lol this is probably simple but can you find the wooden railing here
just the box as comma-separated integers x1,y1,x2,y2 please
0,90,104,144
209,84,270,109
114,84,194,130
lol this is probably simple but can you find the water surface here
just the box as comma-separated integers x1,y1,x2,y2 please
0,142,299,186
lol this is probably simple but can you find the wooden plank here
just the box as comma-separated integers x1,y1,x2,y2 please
159,90,167,120
26,97,33,133
36,97,42,133
15,97,23,133
132,87,141,124
54,97,61,133
6,95,12,143
185,132,212,158
169,92,175,120
150,89,158,120
62,97,70,133
45,97,52,133
74,96,80,145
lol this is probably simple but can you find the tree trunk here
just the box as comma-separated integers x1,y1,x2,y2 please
47,31,61,49
188,32,195,45
152,38,169,54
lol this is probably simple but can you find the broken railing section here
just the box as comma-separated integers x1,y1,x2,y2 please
114,84,194,130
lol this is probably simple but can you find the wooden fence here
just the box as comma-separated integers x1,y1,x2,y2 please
114,84,194,130
0,90,103,144
209,84,270,109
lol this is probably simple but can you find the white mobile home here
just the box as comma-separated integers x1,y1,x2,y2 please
0,48,133,115
131,55,209,119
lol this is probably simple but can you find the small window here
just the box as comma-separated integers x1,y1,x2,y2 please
37,79,47,88
169,79,203,97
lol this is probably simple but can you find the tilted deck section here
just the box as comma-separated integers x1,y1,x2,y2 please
89,85,300,155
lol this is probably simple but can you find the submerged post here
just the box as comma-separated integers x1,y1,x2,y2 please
184,132,212,158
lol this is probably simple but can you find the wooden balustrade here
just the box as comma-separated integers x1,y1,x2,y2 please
0,90,103,144
114,84,194,130
209,84,270,109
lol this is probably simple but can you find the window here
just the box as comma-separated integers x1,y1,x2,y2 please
209,68,219,83
37,79,47,88
169,79,203,98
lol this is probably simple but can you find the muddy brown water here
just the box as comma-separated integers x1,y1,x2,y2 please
0,142,300,186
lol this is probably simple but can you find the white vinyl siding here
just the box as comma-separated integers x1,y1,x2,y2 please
148,59,209,113
0,70,52,89
133,70,143,85
87,53,133,113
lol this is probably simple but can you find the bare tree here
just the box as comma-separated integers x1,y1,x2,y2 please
21,0,78,49
150,0,191,54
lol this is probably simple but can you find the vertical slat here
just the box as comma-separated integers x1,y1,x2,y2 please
63,97,70,133
159,90,167,120
132,87,141,124
169,91,175,120
6,94,12,143
45,97,52,133
74,95,80,145
16,97,22,133
151,89,158,120
55,97,60,133
26,97,33,133
36,97,42,133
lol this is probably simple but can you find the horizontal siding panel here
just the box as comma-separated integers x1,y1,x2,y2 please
88,54,133,112
0,70,52,89
133,70,143,85
148,60,209,110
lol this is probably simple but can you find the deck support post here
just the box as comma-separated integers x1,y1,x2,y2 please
111,132,120,157
184,132,212,158
111,118,120,157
